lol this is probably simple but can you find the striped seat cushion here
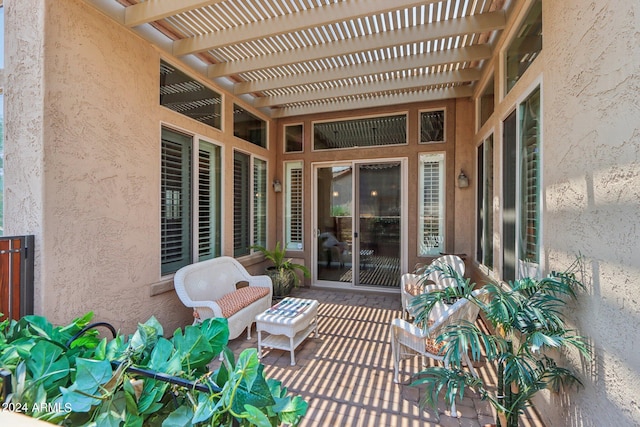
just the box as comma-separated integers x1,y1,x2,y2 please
216,286,270,318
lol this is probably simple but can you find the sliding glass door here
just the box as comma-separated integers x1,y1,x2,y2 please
314,161,403,288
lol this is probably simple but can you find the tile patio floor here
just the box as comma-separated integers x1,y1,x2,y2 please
215,287,546,427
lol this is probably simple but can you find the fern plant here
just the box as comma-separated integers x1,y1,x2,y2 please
409,258,590,426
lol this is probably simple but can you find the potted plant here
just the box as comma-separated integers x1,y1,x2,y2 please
409,258,590,426
252,242,311,298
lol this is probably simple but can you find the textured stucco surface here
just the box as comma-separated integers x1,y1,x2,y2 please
4,1,640,426
540,1,640,426
5,0,191,333
5,0,278,335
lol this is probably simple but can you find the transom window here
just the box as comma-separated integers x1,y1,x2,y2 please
313,114,407,150
159,60,222,130
233,104,267,148
419,110,445,144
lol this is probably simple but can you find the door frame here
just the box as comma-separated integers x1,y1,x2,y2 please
311,157,408,291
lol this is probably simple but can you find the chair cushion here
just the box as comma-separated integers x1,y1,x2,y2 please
216,286,270,318
404,281,422,297
424,320,445,354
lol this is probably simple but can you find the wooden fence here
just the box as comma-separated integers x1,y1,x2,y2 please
0,235,34,321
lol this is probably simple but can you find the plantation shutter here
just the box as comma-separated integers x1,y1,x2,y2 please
253,158,267,248
233,151,250,257
418,153,444,256
285,162,304,250
519,88,541,267
197,141,221,261
161,128,192,275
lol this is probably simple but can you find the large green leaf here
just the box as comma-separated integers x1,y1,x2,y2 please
161,405,194,427
26,340,70,393
231,363,275,414
148,337,182,376
192,392,222,424
242,404,272,427
198,318,229,357
61,358,113,412
172,326,214,369
269,380,308,425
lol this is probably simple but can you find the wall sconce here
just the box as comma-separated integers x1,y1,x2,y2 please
457,170,469,188
272,179,282,193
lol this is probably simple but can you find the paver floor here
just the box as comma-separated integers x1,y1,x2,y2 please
215,287,545,427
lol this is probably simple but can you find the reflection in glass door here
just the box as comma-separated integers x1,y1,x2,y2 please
315,162,402,288
316,165,353,283
357,162,401,287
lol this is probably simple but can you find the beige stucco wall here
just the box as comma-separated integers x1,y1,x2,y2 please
540,1,640,425
473,1,640,425
4,0,275,334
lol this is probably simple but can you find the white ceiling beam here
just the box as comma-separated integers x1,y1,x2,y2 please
253,69,480,108
172,0,443,56
270,86,473,118
124,0,225,28
234,45,492,95
208,10,506,77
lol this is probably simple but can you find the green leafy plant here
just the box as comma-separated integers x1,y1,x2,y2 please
409,258,590,426
252,242,311,297
0,312,307,426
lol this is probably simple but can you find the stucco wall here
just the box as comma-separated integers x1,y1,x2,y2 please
540,1,640,425
4,0,275,334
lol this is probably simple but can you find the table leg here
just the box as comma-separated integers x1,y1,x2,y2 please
289,337,295,366
257,330,263,359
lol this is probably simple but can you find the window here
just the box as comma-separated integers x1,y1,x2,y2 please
159,60,222,130
418,153,445,256
233,151,267,257
233,104,267,148
476,135,494,269
518,87,541,277
313,114,407,150
479,76,494,129
419,110,445,143
284,124,303,153
505,0,542,94
284,161,303,250
161,128,222,275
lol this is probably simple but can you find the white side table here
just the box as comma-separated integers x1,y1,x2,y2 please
255,297,319,366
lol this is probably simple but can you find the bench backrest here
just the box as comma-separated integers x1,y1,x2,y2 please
174,256,250,304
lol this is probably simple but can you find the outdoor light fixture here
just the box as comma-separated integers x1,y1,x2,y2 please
457,170,469,188
273,179,282,193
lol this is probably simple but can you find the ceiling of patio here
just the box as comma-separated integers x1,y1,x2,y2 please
85,0,509,118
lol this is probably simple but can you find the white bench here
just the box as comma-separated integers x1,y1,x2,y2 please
174,257,273,340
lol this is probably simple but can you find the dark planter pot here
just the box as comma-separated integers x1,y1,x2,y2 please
265,267,296,298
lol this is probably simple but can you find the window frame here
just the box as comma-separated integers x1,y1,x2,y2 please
160,126,223,276
284,161,304,251
476,134,494,270
418,108,446,144
233,149,269,257
516,85,542,279
417,152,446,257
311,112,408,151
284,123,304,153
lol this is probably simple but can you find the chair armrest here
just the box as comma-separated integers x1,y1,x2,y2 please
186,299,224,319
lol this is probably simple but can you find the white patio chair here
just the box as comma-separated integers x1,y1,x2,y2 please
401,255,465,319
390,289,483,417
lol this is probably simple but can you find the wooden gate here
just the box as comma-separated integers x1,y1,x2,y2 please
0,235,35,321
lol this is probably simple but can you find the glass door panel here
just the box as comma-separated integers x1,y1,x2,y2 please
316,166,352,283
357,162,401,287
